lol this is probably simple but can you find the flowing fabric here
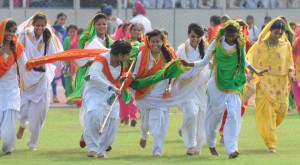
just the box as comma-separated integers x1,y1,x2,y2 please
25,49,109,70
213,43,246,95
0,18,24,78
248,17,294,149
69,37,113,101
130,59,188,91
292,28,300,113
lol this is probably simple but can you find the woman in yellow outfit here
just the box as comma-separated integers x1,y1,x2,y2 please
248,17,296,153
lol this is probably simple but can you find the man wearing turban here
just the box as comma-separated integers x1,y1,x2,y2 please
130,1,152,34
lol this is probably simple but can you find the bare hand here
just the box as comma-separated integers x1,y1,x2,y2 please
112,86,121,95
179,59,193,67
119,76,127,82
33,66,46,72
256,69,268,76
290,75,297,82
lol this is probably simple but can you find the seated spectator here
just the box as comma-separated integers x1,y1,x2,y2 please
143,0,172,8
239,0,264,8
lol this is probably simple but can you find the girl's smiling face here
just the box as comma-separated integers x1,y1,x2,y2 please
149,35,163,54
94,18,107,36
33,19,46,38
188,30,202,49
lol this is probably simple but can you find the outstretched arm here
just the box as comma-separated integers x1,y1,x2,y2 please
180,39,216,68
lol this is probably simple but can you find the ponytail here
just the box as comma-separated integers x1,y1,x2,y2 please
234,38,241,69
43,28,51,55
198,39,205,59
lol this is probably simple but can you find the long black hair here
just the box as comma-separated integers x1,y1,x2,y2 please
129,23,142,43
146,29,172,63
271,19,286,31
6,20,20,83
93,13,110,48
54,12,67,25
188,23,205,59
224,24,241,68
110,40,132,78
32,13,51,56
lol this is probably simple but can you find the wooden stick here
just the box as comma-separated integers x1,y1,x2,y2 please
99,59,136,134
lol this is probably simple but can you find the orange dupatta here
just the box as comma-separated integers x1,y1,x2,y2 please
0,18,24,78
134,36,176,100
94,55,120,85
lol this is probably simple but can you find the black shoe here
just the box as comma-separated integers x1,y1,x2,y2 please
131,120,137,127
106,146,112,152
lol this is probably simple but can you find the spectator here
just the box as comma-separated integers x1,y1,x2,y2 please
102,5,115,35
221,14,230,24
143,0,172,8
246,15,260,43
278,0,296,8
289,21,298,33
261,16,272,30
130,1,152,33
51,12,67,103
208,15,222,42
239,0,264,8
181,0,210,8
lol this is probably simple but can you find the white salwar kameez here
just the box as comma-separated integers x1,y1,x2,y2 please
133,51,170,156
0,52,27,153
194,37,247,156
18,28,63,148
175,41,210,153
75,37,108,130
83,52,120,157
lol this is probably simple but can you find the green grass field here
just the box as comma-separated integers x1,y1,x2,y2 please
1,106,300,165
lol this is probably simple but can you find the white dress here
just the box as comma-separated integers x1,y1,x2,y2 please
18,28,63,149
0,51,27,153
193,37,247,156
83,52,120,157
175,40,210,153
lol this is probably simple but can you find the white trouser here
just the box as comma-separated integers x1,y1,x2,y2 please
205,79,242,156
0,109,18,153
181,87,207,152
140,107,169,155
19,92,50,148
84,110,118,156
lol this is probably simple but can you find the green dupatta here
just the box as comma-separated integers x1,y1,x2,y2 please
213,41,246,95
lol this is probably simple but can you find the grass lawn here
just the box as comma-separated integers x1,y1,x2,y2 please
1,106,300,165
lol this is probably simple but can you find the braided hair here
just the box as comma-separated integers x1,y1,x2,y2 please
6,20,20,84
32,13,51,56
224,24,241,68
188,23,205,59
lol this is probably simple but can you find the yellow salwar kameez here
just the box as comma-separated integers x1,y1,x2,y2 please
247,18,294,149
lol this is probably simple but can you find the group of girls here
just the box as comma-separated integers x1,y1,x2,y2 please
0,11,298,161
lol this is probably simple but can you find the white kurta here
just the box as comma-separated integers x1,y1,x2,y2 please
133,51,169,156
18,28,63,148
83,52,120,156
194,37,245,156
77,37,108,129
175,41,209,152
130,14,152,34
0,51,27,153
